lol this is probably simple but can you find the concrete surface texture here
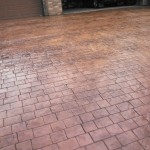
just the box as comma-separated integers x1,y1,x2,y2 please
0,7,150,150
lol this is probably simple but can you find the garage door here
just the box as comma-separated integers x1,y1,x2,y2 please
0,0,43,19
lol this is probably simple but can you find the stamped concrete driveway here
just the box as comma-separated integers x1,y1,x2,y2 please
0,7,150,150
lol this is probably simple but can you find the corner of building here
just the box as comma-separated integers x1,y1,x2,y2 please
43,0,63,16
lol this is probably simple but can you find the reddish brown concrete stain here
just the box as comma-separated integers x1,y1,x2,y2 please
0,7,150,150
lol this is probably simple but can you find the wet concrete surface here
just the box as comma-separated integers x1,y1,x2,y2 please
0,7,150,150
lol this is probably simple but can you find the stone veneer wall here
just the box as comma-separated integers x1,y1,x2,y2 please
44,0,62,15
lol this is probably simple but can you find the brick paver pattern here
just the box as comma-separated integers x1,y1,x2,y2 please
0,7,150,150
